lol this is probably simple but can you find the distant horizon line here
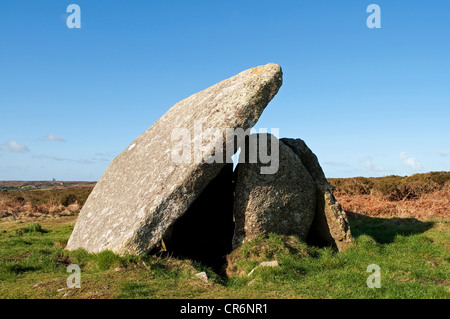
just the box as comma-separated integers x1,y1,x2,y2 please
2,170,449,183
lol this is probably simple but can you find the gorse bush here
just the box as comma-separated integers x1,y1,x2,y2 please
331,177,374,195
62,194,78,206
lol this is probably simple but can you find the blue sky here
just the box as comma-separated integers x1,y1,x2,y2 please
1,0,449,181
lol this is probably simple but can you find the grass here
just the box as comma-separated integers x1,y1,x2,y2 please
0,215,448,299
16,222,48,235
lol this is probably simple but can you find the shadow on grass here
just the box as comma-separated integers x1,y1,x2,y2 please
6,264,40,274
347,212,434,244
16,222,50,235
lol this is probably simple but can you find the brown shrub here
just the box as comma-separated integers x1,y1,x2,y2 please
66,203,81,214
0,188,92,219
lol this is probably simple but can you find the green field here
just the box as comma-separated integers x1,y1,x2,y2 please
0,215,448,299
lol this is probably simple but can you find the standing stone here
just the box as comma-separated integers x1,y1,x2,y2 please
232,134,317,248
281,138,353,252
66,63,283,255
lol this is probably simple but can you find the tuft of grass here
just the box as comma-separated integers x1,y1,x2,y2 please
226,234,309,278
16,222,48,234
95,251,125,271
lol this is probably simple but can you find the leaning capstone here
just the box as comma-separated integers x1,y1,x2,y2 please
66,63,282,255
281,138,353,252
232,134,316,249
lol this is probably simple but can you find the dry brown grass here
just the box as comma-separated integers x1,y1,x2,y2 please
336,189,450,220
329,172,450,220
0,191,85,220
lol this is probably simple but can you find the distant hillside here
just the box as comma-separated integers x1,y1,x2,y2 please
0,181,96,191
329,171,450,201
1,173,449,220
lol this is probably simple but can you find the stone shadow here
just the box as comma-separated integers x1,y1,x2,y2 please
345,212,434,244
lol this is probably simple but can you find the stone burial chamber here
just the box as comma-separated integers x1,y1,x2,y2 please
66,63,353,268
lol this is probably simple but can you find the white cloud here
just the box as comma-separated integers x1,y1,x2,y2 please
322,161,350,167
363,156,388,172
437,150,449,157
77,159,93,164
34,154,67,161
92,151,117,162
46,134,65,142
2,140,29,153
400,152,422,171
33,154,96,165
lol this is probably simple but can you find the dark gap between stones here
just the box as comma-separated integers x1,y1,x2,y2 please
162,163,236,275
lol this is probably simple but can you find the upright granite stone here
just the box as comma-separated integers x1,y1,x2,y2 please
232,134,317,248
281,138,353,252
66,63,283,255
